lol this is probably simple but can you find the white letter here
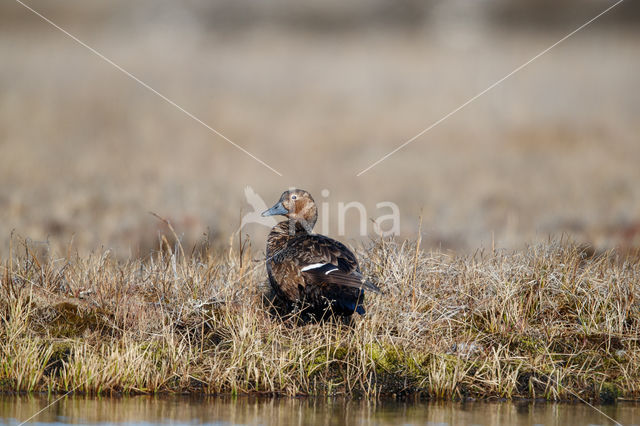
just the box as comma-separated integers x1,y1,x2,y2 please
321,189,330,235
373,202,400,237
338,201,368,236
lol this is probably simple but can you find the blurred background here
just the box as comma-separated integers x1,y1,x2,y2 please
1,0,639,258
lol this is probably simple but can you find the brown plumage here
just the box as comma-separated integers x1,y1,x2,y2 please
262,189,380,319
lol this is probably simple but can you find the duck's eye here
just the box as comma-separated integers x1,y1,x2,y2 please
291,194,298,200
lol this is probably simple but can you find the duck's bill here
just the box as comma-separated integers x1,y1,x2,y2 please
261,202,288,217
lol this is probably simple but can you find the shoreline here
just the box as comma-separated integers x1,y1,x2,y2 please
1,391,639,405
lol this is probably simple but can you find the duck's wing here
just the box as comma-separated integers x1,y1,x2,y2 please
289,235,381,294
267,257,304,302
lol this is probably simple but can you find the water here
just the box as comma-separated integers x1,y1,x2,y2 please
0,395,637,426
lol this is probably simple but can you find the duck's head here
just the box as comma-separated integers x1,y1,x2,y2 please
262,189,317,232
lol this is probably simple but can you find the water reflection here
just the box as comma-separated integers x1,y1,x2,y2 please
0,395,637,426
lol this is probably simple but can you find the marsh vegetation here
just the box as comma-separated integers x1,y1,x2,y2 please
1,237,638,402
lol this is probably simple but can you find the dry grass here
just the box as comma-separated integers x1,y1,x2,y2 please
1,235,639,402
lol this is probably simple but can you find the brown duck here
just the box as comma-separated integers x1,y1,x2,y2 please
262,189,380,318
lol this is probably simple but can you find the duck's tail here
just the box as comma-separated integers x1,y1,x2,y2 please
302,265,382,294
359,279,382,294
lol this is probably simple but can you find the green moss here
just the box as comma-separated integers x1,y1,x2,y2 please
599,382,620,404
368,343,429,385
306,345,350,379
511,335,544,354
43,341,74,377
368,343,402,374
0,378,13,391
43,302,107,338
333,346,348,360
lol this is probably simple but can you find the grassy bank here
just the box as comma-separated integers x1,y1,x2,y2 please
1,238,639,402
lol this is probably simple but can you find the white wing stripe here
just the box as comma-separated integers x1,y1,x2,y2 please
301,263,327,272
324,268,339,275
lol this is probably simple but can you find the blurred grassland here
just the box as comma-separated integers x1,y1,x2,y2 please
1,0,639,258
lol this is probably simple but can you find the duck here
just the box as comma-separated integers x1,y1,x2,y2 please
261,189,380,319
